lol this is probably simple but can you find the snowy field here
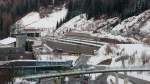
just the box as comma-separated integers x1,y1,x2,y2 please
16,7,68,36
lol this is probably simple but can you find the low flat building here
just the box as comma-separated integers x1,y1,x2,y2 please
0,37,33,61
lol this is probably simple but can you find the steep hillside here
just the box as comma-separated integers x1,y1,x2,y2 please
0,0,66,38
54,14,140,44
87,44,150,82
88,44,150,65
16,7,68,36
55,9,149,44
112,9,150,43
13,0,150,44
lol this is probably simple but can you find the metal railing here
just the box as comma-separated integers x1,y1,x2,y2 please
21,66,150,80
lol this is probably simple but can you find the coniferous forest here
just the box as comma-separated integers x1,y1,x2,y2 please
66,0,150,20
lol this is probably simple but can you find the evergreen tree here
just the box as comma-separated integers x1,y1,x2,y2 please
66,0,150,20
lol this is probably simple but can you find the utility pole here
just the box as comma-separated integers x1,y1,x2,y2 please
115,49,129,84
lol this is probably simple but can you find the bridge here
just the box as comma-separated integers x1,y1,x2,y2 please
21,65,150,80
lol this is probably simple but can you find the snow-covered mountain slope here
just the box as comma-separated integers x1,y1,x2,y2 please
55,13,139,43
87,43,150,82
15,5,150,44
16,7,68,36
112,9,150,40
17,12,40,26
55,14,119,36
87,43,150,83
88,44,150,66
110,44,150,67
94,9,150,44
55,9,150,44
14,6,149,44
55,14,89,36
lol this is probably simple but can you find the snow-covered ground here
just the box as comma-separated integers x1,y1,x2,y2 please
17,12,40,27
126,72,150,82
87,44,112,65
87,44,150,82
55,14,88,36
16,7,68,36
55,14,119,37
88,44,150,65
107,75,133,84
55,9,150,44
14,78,37,84
112,9,150,39
110,44,150,67
54,12,140,44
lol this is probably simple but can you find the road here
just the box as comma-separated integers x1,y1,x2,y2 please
46,40,99,55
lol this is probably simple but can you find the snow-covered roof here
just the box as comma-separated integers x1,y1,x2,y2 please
0,37,16,45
